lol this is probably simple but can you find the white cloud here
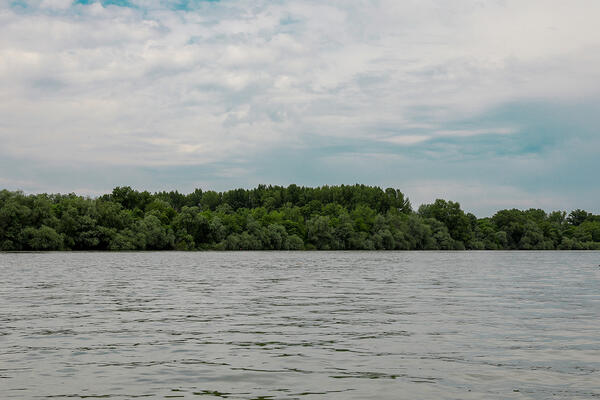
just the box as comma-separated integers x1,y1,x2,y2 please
1,0,599,188
376,127,517,145
39,0,72,10
434,127,517,137
378,135,431,145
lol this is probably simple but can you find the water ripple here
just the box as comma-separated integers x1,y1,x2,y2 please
1,251,599,399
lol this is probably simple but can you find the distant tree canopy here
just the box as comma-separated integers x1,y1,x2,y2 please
0,184,598,251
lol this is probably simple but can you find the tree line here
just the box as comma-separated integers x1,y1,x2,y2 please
1,184,599,251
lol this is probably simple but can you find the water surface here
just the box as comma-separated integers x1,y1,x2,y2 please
1,251,599,399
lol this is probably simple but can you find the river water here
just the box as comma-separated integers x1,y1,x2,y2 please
1,251,599,399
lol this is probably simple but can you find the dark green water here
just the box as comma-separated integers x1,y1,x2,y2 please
1,251,599,399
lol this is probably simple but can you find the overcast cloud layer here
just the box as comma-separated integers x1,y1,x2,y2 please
1,0,599,215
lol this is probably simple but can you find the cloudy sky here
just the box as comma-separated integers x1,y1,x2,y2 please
1,0,599,215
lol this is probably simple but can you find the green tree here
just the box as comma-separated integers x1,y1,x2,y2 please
419,199,472,246
307,216,334,250
567,209,591,226
22,225,63,250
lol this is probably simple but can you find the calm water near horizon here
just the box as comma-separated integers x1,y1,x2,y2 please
1,251,599,399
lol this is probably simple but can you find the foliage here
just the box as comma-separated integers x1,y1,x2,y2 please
0,185,598,250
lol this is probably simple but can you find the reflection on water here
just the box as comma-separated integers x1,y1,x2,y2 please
0,251,599,399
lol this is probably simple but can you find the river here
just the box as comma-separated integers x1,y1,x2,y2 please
1,251,599,399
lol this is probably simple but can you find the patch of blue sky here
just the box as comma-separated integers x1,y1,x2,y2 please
279,14,301,26
9,0,31,13
73,0,137,8
381,100,599,157
157,0,220,11
277,15,304,34
9,0,28,8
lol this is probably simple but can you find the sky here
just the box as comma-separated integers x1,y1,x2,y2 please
1,0,599,216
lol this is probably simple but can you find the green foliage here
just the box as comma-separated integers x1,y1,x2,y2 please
567,209,591,226
418,199,471,246
22,225,63,250
307,215,334,250
0,185,598,251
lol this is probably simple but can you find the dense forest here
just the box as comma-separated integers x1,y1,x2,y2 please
1,185,599,251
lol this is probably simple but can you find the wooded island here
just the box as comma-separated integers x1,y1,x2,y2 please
1,185,598,251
